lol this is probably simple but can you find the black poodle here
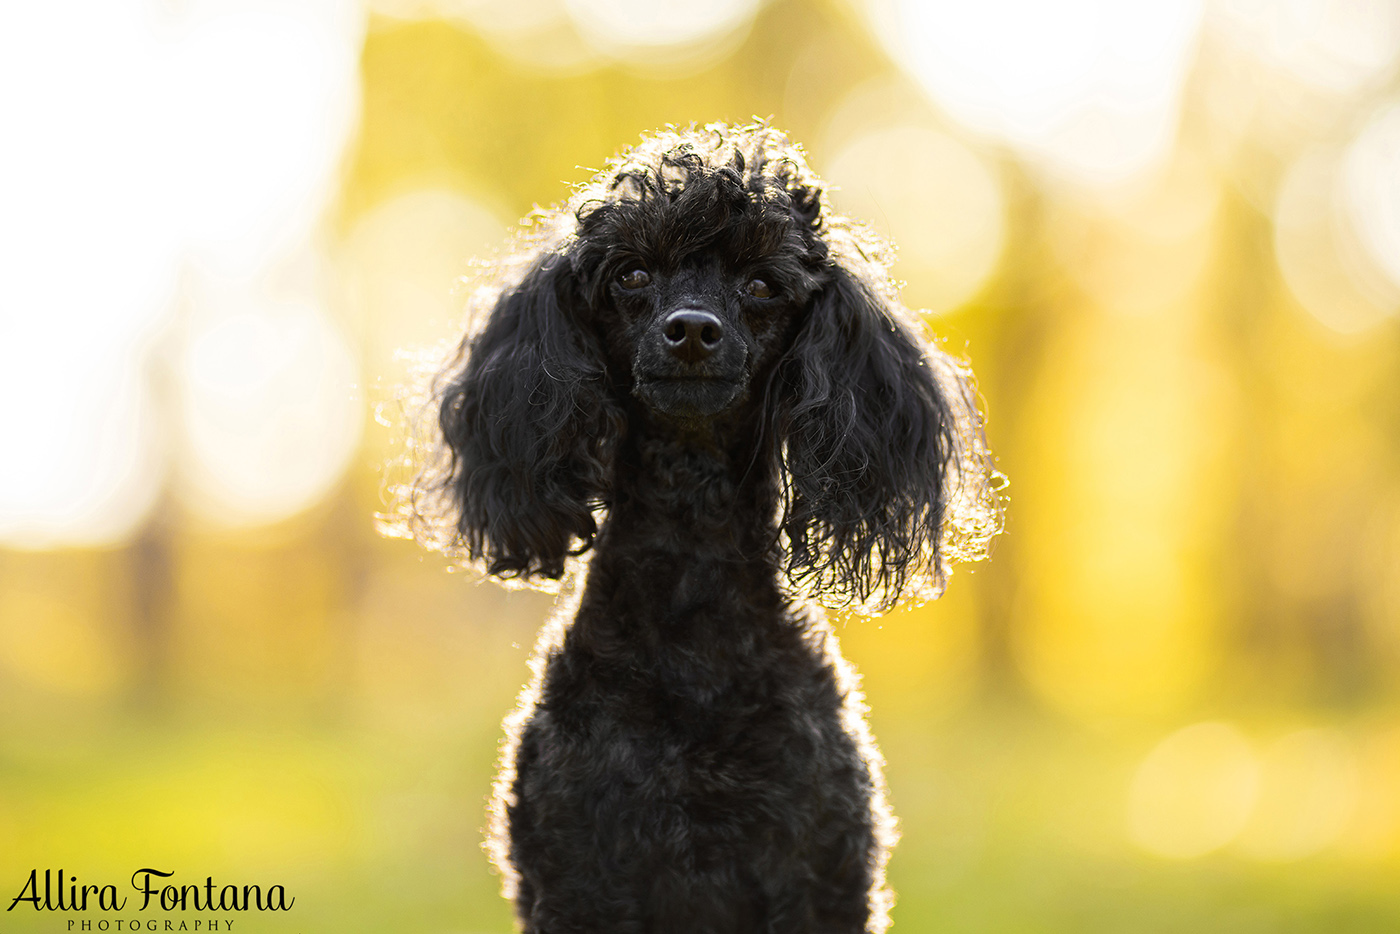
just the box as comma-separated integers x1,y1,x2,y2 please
397,123,1002,934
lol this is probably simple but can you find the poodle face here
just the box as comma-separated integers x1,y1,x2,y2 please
404,121,1002,604
609,262,789,420
568,144,825,424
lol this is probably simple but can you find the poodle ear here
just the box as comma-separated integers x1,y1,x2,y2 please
779,262,1000,609
433,253,620,580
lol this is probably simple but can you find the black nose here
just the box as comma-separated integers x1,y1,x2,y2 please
662,310,724,363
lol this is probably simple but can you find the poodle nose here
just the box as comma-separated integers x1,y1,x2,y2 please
662,309,724,363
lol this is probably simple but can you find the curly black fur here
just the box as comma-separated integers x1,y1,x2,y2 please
400,123,1001,934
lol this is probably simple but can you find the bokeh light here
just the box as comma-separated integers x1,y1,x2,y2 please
1343,103,1400,293
176,294,361,528
1274,146,1399,334
0,0,365,545
1128,722,1260,859
0,345,166,548
1235,728,1359,861
172,1,362,281
823,123,1005,314
342,187,507,391
371,0,760,72
370,0,600,73
1051,148,1222,317
1210,0,1400,96
869,0,1205,184
0,1,178,548
564,0,760,68
1340,728,1400,859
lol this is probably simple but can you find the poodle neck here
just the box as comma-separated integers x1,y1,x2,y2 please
571,409,790,649
603,407,780,553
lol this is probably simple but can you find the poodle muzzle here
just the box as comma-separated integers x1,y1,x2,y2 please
632,303,750,418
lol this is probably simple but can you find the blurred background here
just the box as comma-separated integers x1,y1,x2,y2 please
3,0,1400,930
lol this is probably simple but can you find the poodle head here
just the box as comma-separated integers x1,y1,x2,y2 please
393,123,1003,609
565,125,829,424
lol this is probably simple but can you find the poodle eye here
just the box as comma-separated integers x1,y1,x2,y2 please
619,269,651,290
746,278,773,299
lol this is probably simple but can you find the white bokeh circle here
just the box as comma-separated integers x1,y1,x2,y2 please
824,124,1005,314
